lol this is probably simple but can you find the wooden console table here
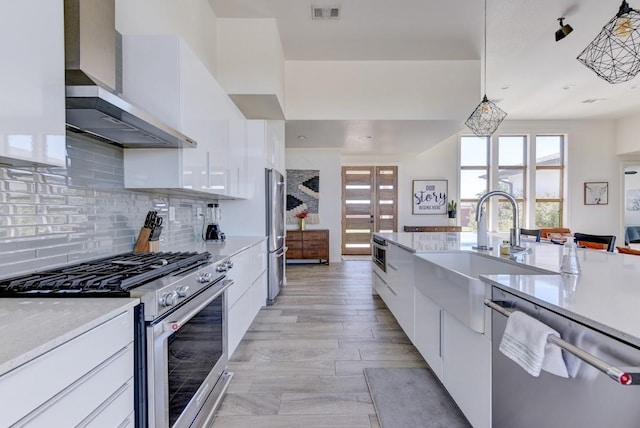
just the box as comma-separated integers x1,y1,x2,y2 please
403,226,462,232
286,229,329,264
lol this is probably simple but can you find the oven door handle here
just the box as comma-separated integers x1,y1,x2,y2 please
162,279,234,333
371,241,387,250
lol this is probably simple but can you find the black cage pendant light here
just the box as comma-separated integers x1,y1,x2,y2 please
577,0,640,84
465,0,506,137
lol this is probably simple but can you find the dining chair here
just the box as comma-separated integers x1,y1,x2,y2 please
540,227,571,240
624,226,640,245
616,246,640,256
520,228,542,242
573,233,616,253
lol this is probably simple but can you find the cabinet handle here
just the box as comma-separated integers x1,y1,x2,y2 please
387,262,398,271
386,285,398,296
373,270,387,285
439,310,444,358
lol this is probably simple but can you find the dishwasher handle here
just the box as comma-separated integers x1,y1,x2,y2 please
485,299,640,386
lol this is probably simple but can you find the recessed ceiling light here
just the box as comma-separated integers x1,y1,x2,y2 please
298,135,307,140
581,98,607,104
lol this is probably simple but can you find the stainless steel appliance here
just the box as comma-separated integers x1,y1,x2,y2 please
489,288,640,428
204,203,225,241
0,251,233,428
372,235,387,273
266,168,287,305
64,0,196,148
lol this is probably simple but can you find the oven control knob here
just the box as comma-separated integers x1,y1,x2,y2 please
159,291,178,307
176,285,189,298
215,265,228,273
225,261,234,270
197,272,212,283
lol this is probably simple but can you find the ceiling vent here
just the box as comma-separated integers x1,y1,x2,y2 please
312,6,340,19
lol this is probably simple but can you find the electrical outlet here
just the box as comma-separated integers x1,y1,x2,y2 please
169,207,175,222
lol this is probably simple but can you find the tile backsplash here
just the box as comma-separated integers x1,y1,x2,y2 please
0,132,209,277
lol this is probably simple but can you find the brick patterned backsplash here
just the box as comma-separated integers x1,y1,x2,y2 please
0,132,210,277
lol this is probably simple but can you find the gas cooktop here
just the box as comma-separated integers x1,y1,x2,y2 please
0,251,211,297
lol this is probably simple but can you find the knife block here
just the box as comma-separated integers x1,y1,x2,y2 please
134,227,160,253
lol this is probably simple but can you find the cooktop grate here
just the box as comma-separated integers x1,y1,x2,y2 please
0,251,211,296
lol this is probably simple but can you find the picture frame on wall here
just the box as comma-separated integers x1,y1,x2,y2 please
584,181,608,205
412,179,448,215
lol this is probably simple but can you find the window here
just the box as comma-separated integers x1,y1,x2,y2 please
535,136,564,227
459,134,565,231
459,136,489,230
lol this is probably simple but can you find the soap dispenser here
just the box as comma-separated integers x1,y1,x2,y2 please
561,239,581,275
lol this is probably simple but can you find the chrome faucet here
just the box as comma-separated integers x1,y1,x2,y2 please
475,190,521,249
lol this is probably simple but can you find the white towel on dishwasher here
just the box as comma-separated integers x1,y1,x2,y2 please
499,311,569,378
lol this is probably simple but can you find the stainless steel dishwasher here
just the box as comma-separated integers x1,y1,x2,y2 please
489,287,640,428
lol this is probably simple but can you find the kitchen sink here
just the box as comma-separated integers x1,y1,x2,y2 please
414,252,556,333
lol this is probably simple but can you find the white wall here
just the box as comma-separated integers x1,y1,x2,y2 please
286,119,629,256
217,19,285,109
116,0,218,76
617,112,640,155
285,60,480,120
285,149,342,263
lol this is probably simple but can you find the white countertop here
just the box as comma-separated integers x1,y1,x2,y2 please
177,236,267,260
0,298,139,376
376,232,640,347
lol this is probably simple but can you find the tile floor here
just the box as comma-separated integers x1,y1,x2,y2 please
212,260,428,427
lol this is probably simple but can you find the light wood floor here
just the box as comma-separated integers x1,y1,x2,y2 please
212,261,427,428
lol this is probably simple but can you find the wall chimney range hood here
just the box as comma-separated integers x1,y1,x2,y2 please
64,0,196,149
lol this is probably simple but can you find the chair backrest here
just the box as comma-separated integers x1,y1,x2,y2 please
617,246,640,256
520,228,542,242
540,227,571,239
624,226,640,245
573,232,616,252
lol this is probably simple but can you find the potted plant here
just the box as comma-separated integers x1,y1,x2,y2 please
447,200,457,219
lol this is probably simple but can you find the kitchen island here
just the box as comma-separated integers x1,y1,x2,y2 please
373,231,640,428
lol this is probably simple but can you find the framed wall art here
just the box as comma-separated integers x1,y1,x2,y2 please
412,179,448,215
584,181,608,205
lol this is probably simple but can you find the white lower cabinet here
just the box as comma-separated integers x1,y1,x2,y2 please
226,241,268,357
442,312,491,428
0,308,135,427
384,243,415,342
414,290,443,380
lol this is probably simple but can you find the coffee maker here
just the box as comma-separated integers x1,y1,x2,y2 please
204,203,225,241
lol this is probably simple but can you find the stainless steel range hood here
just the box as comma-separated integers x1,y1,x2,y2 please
64,0,196,148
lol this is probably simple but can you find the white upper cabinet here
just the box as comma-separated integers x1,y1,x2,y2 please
0,0,66,167
248,120,285,174
121,35,247,198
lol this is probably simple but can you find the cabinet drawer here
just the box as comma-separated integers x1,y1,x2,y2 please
304,231,328,241
287,240,302,250
304,240,327,250
286,231,302,241
303,249,328,259
80,379,134,428
287,249,302,259
16,344,134,427
0,310,134,427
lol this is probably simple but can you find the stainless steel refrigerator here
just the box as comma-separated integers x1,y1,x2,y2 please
265,168,286,305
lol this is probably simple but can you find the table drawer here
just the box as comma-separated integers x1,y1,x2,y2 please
287,240,302,250
286,231,302,241
304,249,328,259
304,231,328,241
305,240,327,249
287,249,303,259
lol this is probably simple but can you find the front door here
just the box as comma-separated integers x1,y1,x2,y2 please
341,166,398,255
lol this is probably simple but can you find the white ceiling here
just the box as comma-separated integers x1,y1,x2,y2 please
209,0,640,154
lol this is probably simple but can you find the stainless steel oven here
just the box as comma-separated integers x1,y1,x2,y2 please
372,236,387,273
147,275,233,428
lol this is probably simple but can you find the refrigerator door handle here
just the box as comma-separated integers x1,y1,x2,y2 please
275,247,288,257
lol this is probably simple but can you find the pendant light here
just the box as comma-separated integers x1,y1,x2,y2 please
465,0,507,137
577,0,640,84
